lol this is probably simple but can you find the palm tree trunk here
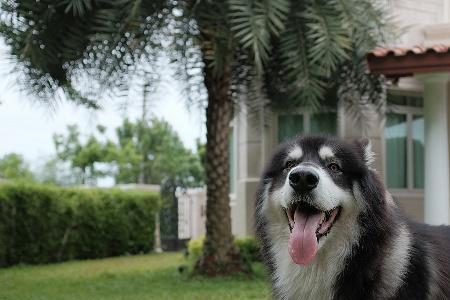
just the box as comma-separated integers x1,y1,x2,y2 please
195,56,246,276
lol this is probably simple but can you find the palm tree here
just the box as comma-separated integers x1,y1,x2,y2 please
0,0,389,275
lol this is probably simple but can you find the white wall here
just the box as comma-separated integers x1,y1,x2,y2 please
389,0,450,46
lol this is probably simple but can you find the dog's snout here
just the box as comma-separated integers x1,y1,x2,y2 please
289,168,319,192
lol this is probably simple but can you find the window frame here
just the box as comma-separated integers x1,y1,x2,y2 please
275,107,340,142
384,91,424,192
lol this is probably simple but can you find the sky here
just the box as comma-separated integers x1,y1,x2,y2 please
0,40,205,173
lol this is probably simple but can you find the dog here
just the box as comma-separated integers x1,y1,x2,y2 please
255,135,450,299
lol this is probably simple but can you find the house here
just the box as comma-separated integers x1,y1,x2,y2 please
230,0,450,237
367,45,450,226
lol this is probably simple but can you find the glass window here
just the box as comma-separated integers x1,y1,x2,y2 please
310,112,337,135
278,112,338,142
412,115,424,188
278,114,304,143
387,94,406,106
407,96,423,107
385,113,407,188
385,92,424,190
387,94,423,107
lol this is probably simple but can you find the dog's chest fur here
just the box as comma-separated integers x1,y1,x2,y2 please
272,245,341,300
267,213,359,300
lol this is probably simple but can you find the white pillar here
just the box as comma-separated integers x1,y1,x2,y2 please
232,101,270,237
417,73,450,225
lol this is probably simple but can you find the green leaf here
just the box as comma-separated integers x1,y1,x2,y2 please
229,0,289,71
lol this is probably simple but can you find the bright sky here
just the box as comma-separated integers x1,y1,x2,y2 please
0,40,205,172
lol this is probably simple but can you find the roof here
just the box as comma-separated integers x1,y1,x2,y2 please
366,44,450,77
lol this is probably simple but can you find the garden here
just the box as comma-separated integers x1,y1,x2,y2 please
0,182,270,299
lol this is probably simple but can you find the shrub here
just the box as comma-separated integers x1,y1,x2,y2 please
187,236,205,262
0,183,161,267
187,236,260,263
235,237,260,262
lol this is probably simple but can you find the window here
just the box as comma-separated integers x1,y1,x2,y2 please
385,114,407,188
278,114,304,142
412,115,424,188
384,93,424,189
310,112,337,135
277,111,337,143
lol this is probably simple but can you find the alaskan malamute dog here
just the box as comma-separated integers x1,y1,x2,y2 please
256,136,450,299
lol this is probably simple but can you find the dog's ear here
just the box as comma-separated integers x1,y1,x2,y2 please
353,138,375,168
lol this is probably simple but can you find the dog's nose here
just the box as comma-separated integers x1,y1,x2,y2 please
289,168,319,192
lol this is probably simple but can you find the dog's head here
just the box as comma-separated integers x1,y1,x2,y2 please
258,135,377,265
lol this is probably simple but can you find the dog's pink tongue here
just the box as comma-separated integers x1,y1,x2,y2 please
288,210,323,265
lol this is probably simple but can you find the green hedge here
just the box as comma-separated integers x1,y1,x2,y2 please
187,236,261,263
0,183,161,267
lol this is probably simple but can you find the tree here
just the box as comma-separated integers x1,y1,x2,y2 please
53,124,112,185
0,0,390,275
111,117,204,187
110,117,204,252
34,157,75,186
0,153,34,181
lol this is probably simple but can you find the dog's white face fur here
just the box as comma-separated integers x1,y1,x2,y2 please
257,137,377,299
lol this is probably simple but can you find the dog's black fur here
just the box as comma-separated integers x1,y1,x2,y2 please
256,136,450,299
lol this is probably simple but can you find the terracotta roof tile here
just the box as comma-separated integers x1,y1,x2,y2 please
368,44,450,58
366,44,450,77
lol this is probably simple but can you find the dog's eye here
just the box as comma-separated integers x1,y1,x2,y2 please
328,163,341,173
285,160,296,170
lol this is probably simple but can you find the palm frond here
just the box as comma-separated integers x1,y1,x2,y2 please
336,53,387,129
63,0,93,17
269,10,326,109
304,1,351,76
1,0,392,124
229,0,289,71
263,0,391,117
0,0,169,107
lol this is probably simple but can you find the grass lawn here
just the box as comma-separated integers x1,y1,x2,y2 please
0,252,271,300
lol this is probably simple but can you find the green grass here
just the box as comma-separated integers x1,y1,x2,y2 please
0,252,271,300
